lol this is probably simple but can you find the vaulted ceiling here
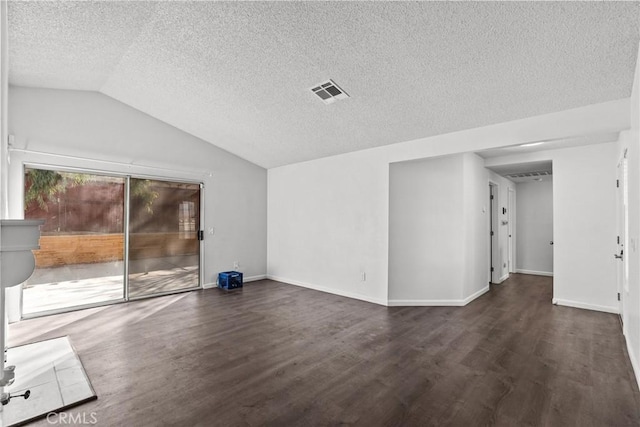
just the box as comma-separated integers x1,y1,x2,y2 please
7,1,640,168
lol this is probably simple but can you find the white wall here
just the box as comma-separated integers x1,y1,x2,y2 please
553,144,617,312
622,41,640,390
268,100,628,306
7,87,268,293
486,142,618,313
267,149,389,305
516,179,553,275
0,2,6,218
388,155,466,303
0,1,8,356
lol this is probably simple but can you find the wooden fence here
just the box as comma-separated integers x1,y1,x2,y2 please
35,234,198,268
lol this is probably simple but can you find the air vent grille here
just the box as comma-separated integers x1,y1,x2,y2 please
505,170,552,179
311,79,349,104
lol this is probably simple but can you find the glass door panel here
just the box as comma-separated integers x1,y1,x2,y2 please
128,179,200,298
23,168,126,315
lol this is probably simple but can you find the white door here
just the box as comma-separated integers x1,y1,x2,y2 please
508,187,515,273
490,183,499,283
616,153,629,326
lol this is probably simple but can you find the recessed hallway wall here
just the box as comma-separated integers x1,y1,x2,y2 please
388,153,489,305
516,178,553,275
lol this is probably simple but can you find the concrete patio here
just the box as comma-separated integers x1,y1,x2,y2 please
23,255,199,315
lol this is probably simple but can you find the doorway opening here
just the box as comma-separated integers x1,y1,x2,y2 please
487,161,554,279
483,159,554,304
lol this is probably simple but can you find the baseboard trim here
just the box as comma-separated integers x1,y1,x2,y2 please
516,269,553,277
552,298,619,314
625,331,640,391
494,274,509,284
202,274,266,289
388,286,490,307
267,275,387,306
463,285,491,305
387,299,465,307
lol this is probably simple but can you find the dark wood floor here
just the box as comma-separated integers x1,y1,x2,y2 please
8,274,640,426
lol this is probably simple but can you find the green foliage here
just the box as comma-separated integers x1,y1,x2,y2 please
25,169,158,215
130,179,158,214
24,169,89,211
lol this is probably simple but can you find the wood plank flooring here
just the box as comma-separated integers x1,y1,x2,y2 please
8,274,640,426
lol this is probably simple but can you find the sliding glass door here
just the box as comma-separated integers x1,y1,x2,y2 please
23,168,126,315
128,179,201,298
23,167,202,316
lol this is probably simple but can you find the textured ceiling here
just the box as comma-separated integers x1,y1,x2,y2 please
8,1,640,168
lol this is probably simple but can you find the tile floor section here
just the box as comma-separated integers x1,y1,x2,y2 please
2,336,95,426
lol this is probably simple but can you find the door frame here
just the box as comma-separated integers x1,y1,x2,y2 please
616,150,629,329
508,187,516,273
489,181,500,284
126,177,203,301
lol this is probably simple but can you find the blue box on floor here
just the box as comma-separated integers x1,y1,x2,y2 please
218,271,243,290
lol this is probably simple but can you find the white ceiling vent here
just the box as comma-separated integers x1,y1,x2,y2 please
505,170,552,179
310,79,349,104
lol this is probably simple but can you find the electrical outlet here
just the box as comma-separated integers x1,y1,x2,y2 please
208,227,215,235
233,261,239,270
361,272,366,282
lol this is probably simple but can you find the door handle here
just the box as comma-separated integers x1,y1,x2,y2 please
615,250,624,260
549,241,554,245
